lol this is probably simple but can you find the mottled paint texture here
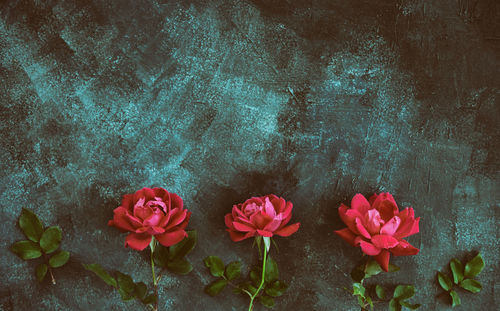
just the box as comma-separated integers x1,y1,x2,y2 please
0,0,499,310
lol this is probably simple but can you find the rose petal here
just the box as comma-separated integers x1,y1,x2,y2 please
374,250,391,272
169,192,184,211
365,209,382,235
228,229,254,242
264,197,276,218
155,230,187,247
134,197,146,210
264,217,282,232
141,188,155,200
125,214,143,228
143,212,162,227
233,205,247,219
257,229,273,237
153,187,167,199
351,194,371,215
158,211,171,228
335,228,357,247
368,193,378,206
372,193,398,221
109,207,135,232
225,214,234,229
339,204,360,235
177,211,191,230
394,211,420,239
280,201,293,224
134,205,153,221
380,216,401,236
390,240,419,256
359,240,382,256
147,226,165,235
250,211,272,229
233,221,255,232
125,233,152,251
355,218,371,239
121,194,134,211
274,222,300,237
164,208,187,229
135,227,148,233
371,234,399,249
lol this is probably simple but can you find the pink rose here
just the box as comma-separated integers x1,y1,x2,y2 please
225,194,300,242
108,187,191,251
335,193,420,272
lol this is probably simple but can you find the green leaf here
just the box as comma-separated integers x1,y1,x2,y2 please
389,298,402,311
364,260,383,277
249,268,262,287
116,272,135,300
437,272,452,291
264,256,279,283
40,226,62,254
464,253,485,278
400,301,421,309
18,208,44,242
225,261,241,280
49,251,70,268
259,295,275,308
393,285,415,300
375,284,386,300
365,296,373,309
351,265,365,282
204,256,225,277
459,279,482,293
255,236,262,256
204,279,227,296
450,258,464,284
142,294,157,305
352,282,365,296
168,230,197,261
82,263,117,288
134,282,147,300
153,244,170,268
35,263,48,282
10,240,42,260
357,296,365,308
166,259,193,274
388,264,400,272
449,290,461,307
241,282,258,295
265,280,288,297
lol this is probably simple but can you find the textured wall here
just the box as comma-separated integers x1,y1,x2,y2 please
0,0,499,310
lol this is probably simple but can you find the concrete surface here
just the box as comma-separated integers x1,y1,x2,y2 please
0,0,498,310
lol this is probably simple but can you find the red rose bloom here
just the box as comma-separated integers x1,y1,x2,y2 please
225,194,300,242
108,187,191,251
335,193,420,271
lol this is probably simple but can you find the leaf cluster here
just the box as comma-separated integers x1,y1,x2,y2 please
82,263,156,305
10,208,70,283
436,252,485,307
349,260,420,310
203,255,288,309
153,230,197,275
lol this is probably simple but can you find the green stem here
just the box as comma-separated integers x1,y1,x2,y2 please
150,239,159,311
248,245,267,311
151,246,157,286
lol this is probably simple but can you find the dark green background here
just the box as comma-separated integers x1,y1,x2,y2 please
1,0,499,310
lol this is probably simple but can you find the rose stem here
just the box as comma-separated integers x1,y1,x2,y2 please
248,244,268,311
150,238,159,311
48,267,56,285
43,253,56,284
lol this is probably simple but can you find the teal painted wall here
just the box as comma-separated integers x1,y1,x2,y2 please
1,0,498,310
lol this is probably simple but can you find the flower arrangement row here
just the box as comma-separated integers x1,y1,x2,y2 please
10,187,486,310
